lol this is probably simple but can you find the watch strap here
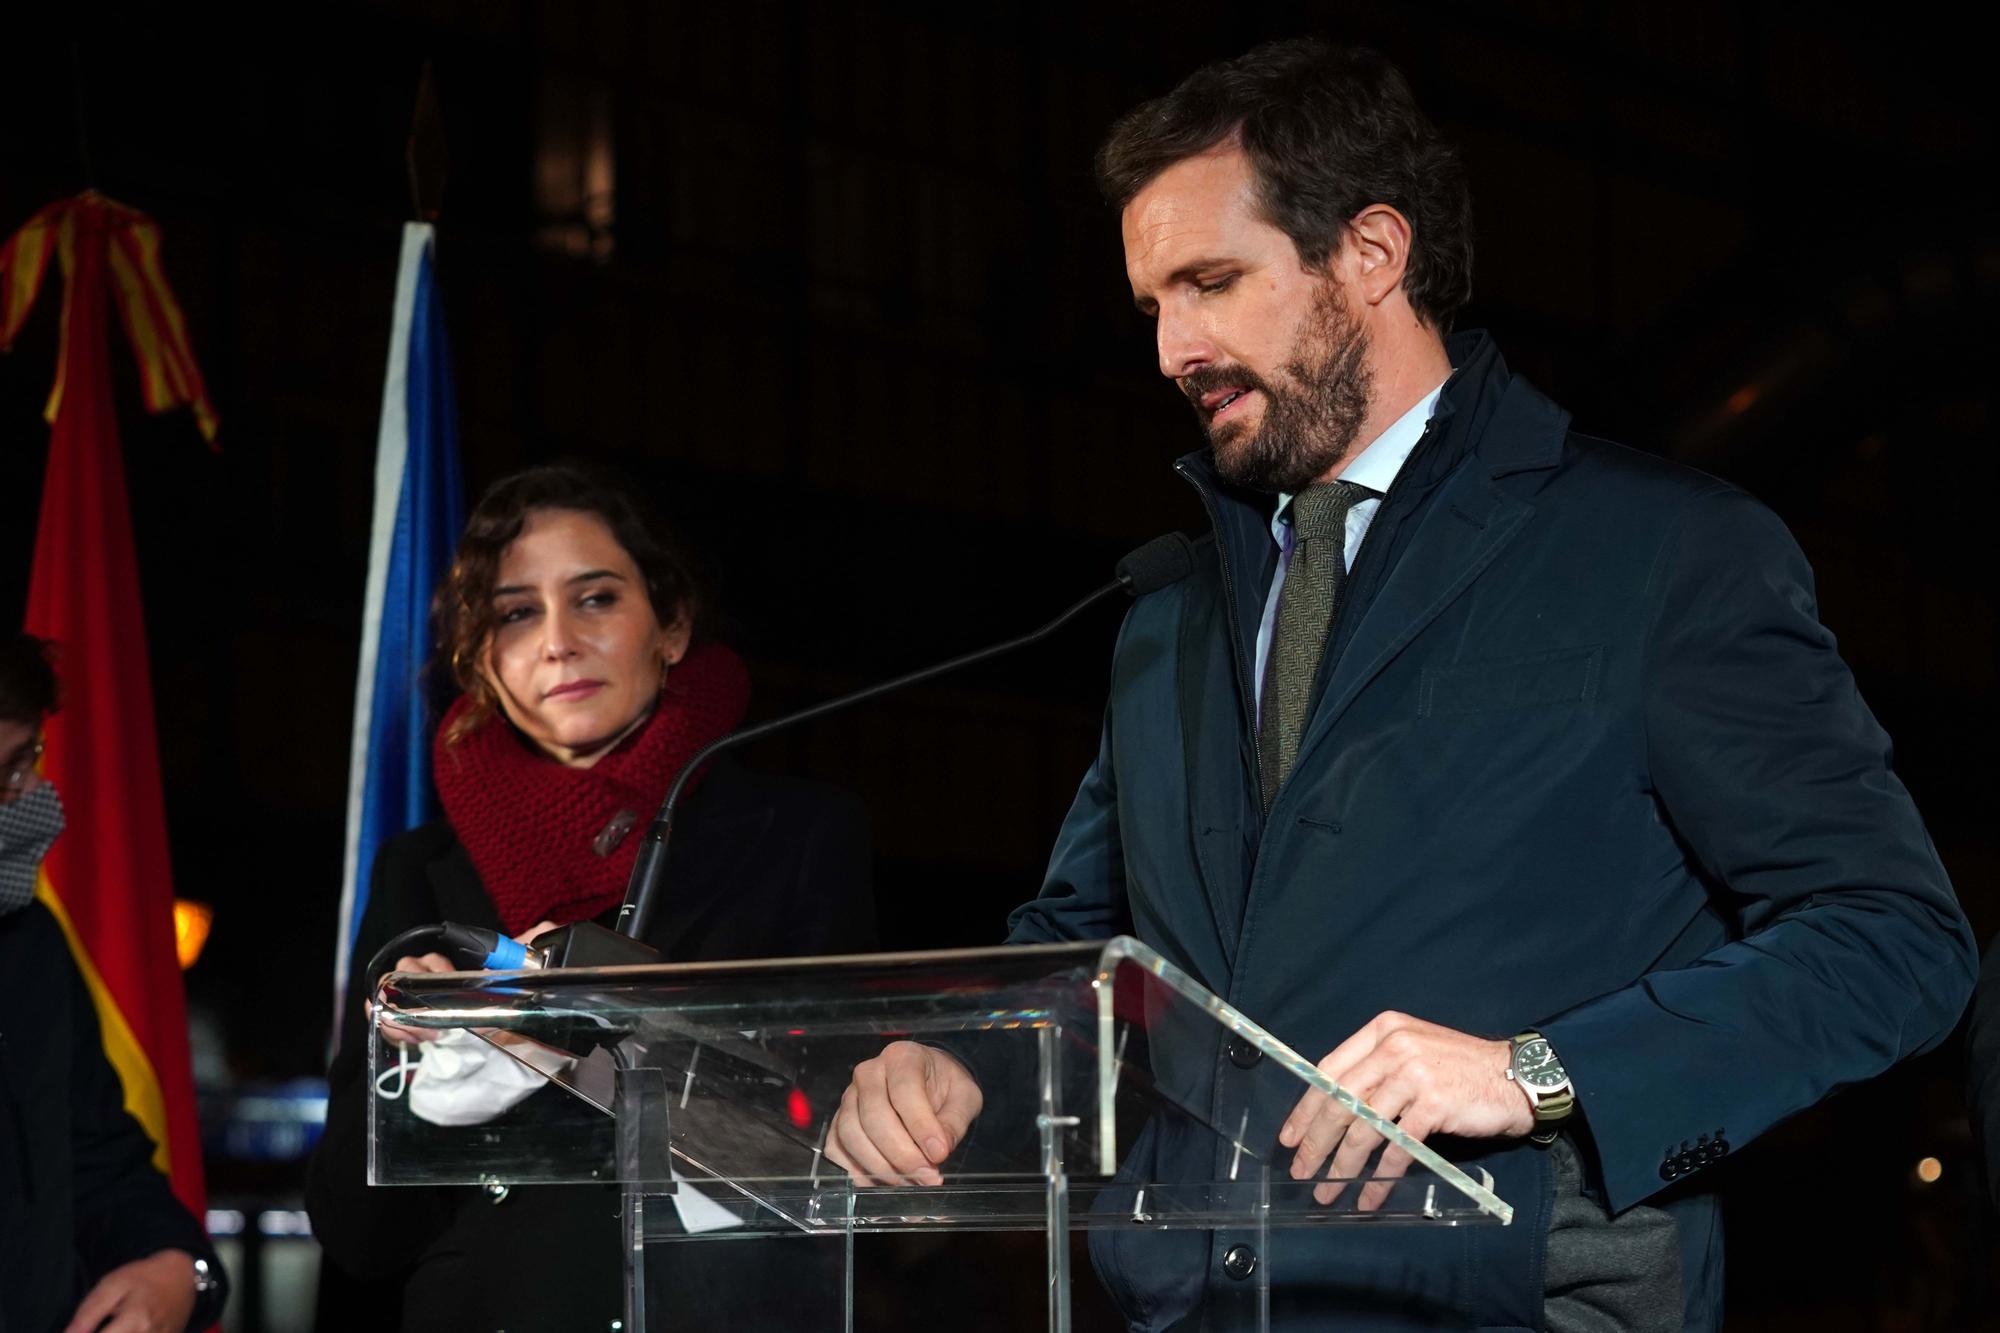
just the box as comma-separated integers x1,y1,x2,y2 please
1509,1030,1575,1123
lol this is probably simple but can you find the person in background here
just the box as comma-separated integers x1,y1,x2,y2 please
0,631,227,1332
306,464,876,1331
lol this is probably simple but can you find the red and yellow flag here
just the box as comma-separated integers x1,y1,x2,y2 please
0,192,216,1214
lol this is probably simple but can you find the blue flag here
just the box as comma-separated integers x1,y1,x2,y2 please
335,223,466,1025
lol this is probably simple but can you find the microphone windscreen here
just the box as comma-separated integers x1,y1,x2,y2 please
1115,532,1196,595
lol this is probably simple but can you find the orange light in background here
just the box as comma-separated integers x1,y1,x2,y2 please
1726,384,1761,415
1916,1156,1943,1184
172,899,213,970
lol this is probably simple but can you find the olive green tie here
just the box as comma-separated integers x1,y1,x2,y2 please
1258,481,1376,812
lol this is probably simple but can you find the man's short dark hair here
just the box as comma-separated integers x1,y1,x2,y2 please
1096,39,1473,331
0,633,59,725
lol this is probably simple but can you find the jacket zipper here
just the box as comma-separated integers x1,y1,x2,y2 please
1174,459,1266,813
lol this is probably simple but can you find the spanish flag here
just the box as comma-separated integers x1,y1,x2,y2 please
0,193,216,1215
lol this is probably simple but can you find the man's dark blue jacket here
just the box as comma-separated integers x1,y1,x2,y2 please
0,901,225,1333
1004,332,1975,1331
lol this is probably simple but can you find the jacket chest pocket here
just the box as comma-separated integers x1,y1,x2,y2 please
1417,643,1604,719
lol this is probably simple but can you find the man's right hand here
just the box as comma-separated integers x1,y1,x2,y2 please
826,1041,983,1186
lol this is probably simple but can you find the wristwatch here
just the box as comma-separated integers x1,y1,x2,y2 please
1505,1030,1574,1143
188,1253,226,1325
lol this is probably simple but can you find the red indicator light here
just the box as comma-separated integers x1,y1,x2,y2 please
787,1087,812,1129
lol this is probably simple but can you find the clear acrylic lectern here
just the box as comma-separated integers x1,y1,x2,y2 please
369,937,1510,1330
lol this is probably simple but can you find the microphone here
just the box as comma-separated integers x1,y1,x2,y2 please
531,532,1196,968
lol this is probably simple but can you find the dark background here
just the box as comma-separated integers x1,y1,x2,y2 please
2,2,1995,1327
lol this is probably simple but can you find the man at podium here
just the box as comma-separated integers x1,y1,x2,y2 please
830,37,1976,1332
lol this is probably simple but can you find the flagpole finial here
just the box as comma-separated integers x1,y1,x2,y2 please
407,61,447,224
70,41,97,191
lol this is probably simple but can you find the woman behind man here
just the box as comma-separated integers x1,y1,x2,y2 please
307,466,874,1330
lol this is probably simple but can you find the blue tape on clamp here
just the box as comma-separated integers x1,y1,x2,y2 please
482,937,530,970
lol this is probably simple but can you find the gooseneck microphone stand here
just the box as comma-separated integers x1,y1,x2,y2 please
516,531,1196,970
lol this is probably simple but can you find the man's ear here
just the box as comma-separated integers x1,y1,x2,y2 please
1341,204,1415,311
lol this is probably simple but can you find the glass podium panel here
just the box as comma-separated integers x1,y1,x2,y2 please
370,937,1511,1330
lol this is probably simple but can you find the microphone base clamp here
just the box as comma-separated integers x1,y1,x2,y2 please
534,921,663,970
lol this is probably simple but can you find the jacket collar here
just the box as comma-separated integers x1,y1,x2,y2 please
1176,330,1560,547
1169,330,1571,835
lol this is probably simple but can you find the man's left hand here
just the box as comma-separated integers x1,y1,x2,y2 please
62,1248,197,1333
1278,1010,1534,1210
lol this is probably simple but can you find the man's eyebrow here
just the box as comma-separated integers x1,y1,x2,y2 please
1131,259,1238,314
490,569,627,598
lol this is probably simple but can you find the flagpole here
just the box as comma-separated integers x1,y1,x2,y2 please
332,224,428,1034
332,64,463,1039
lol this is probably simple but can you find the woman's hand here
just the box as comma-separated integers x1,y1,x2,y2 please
515,919,560,949
369,951,455,1047
365,921,559,1047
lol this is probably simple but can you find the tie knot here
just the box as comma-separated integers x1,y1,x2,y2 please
1289,480,1376,542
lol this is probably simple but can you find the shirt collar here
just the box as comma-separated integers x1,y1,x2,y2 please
1270,377,1449,546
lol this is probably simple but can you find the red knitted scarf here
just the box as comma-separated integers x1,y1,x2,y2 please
432,641,751,935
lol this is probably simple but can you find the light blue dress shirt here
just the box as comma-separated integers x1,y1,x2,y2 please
1252,380,1447,715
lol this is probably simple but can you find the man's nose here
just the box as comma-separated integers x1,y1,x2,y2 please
1156,308,1216,380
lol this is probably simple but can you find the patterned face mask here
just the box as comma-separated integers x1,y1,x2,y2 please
0,781,63,916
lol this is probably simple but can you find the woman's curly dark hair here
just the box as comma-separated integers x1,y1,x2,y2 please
1096,38,1473,331
432,465,705,744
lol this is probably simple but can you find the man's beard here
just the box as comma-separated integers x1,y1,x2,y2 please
1183,280,1373,495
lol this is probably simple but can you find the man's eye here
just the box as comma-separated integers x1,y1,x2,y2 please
1195,274,1237,295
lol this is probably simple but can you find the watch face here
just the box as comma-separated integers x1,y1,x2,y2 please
1514,1038,1567,1090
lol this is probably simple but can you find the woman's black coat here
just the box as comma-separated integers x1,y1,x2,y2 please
305,757,874,1331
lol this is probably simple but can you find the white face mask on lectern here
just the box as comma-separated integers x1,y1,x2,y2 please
381,1028,554,1128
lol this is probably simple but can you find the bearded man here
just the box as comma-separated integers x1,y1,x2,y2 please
830,39,1975,1331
